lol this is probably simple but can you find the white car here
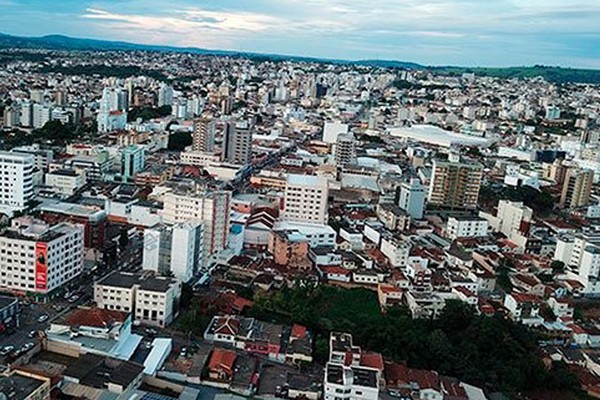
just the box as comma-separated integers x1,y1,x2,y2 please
37,314,49,323
20,342,34,352
0,346,14,356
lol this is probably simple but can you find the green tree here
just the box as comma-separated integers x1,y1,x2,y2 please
167,132,192,151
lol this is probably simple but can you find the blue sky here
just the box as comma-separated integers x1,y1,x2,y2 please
1,0,600,68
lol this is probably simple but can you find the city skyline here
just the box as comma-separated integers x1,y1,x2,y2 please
1,0,600,68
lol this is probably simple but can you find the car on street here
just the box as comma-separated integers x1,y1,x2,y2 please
144,328,157,337
0,345,14,356
20,342,34,352
179,347,188,357
37,314,49,323
27,330,37,338
68,294,80,303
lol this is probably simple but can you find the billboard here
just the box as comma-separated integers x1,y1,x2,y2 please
35,242,48,291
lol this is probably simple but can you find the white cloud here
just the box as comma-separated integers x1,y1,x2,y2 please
67,1,600,66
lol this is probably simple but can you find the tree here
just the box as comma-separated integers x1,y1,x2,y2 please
168,132,192,151
128,105,172,122
551,260,565,273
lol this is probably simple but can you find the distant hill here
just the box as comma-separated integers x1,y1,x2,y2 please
1,33,599,83
0,33,424,69
431,65,600,85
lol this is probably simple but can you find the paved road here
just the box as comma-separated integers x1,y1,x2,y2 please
0,300,66,362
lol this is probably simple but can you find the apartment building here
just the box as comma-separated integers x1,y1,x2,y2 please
446,216,489,240
222,120,252,165
94,271,182,327
428,155,483,210
334,134,356,168
192,115,216,153
162,188,231,261
282,174,329,225
0,217,83,295
0,151,34,215
143,222,203,282
560,168,594,209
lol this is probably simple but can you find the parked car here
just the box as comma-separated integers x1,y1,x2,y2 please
0,345,14,356
20,342,34,352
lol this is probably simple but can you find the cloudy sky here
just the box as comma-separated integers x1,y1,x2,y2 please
1,0,599,68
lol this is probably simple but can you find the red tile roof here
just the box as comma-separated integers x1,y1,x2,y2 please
511,292,541,304
385,362,440,391
360,352,384,371
63,308,129,328
320,265,351,276
208,348,237,374
291,324,308,339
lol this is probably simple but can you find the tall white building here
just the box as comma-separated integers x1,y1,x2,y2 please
334,134,356,167
282,174,329,225
97,87,128,133
0,152,34,215
32,104,52,129
496,200,533,237
398,178,427,219
143,222,203,283
192,116,216,153
162,189,231,262
99,87,128,112
158,84,174,107
554,232,600,296
0,217,83,294
19,100,32,127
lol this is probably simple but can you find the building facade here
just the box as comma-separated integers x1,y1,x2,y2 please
162,189,232,261
428,156,483,210
94,272,182,327
398,178,427,219
560,168,594,209
143,222,203,282
282,174,329,225
192,116,216,153
0,217,83,295
0,151,34,216
222,120,252,165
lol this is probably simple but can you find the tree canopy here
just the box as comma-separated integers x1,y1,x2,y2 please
167,131,192,151
128,105,172,122
250,283,579,396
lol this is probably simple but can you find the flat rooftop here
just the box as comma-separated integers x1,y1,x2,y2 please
98,272,178,292
63,353,144,389
0,374,47,400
